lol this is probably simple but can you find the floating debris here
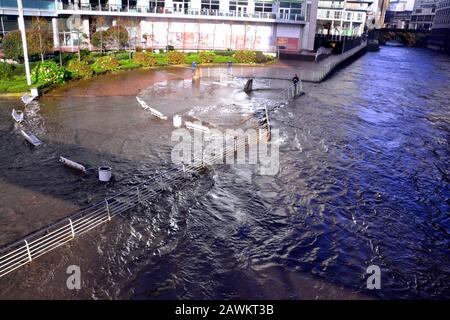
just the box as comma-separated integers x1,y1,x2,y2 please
59,156,87,173
185,121,210,133
11,109,24,123
20,130,42,147
136,96,168,120
21,91,38,105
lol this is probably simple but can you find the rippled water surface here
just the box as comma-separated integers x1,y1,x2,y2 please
0,47,449,299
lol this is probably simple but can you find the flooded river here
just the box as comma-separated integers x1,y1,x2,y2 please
0,47,449,299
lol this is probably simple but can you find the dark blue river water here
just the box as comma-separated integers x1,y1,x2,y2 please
0,47,449,299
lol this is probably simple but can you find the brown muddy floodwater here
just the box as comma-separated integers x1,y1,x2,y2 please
0,47,449,299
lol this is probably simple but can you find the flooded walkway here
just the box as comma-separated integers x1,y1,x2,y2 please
0,47,449,299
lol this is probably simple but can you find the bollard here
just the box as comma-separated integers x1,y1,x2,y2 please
173,115,182,128
98,166,112,182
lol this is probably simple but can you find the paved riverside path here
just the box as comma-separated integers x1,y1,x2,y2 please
273,40,368,82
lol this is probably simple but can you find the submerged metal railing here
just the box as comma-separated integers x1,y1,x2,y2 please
0,70,300,279
0,127,271,279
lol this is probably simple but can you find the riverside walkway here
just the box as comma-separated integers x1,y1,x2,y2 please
275,40,368,82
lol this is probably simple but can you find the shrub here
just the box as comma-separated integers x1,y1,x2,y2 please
255,51,269,63
66,60,93,78
91,30,107,51
114,51,130,60
32,61,67,85
93,55,120,72
212,55,237,64
0,62,15,80
234,50,257,63
105,26,129,49
213,50,235,56
2,31,24,61
133,52,157,67
119,59,140,69
167,51,186,65
198,51,215,63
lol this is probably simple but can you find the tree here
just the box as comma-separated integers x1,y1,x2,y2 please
121,17,140,58
105,25,128,50
2,30,40,61
92,16,107,55
2,31,23,61
68,16,86,61
31,17,52,62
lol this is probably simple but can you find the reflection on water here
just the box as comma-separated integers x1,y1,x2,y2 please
0,47,449,299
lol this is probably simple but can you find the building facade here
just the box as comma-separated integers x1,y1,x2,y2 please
0,0,319,53
428,0,450,52
315,0,374,37
409,0,437,30
384,0,415,29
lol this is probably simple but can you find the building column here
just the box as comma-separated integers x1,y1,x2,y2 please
52,18,60,49
165,0,174,11
248,0,255,14
219,0,228,12
303,0,318,50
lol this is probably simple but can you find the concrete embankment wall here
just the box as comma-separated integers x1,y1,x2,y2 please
301,41,367,83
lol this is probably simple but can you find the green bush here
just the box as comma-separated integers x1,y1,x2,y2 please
32,61,67,85
213,50,235,56
185,54,199,64
151,53,168,65
93,56,120,72
91,30,107,51
119,59,140,69
212,55,237,64
2,31,24,61
114,51,130,60
0,62,15,80
255,51,269,63
105,26,129,49
198,51,216,63
66,60,93,79
134,52,157,67
167,51,186,65
234,50,257,63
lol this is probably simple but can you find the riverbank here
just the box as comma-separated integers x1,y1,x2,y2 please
0,49,275,96
274,40,368,82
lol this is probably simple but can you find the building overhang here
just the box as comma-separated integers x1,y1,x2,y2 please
0,8,57,17
55,9,307,25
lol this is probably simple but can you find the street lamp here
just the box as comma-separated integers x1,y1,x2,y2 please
17,0,31,86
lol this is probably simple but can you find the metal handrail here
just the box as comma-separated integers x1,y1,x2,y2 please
0,90,275,279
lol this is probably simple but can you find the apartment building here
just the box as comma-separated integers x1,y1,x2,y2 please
315,0,374,37
410,0,437,30
428,0,450,52
0,0,319,52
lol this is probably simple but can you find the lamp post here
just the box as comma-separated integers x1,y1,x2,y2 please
17,0,31,86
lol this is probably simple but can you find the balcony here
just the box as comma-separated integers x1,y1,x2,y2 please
318,1,345,9
55,2,306,23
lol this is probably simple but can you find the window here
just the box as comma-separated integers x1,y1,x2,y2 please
201,0,219,10
255,0,273,13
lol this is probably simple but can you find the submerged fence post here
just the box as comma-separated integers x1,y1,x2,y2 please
105,199,111,221
69,219,75,238
24,240,32,262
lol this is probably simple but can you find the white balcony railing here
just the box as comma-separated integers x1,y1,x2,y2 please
56,2,306,22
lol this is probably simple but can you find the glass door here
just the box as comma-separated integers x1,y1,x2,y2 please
173,1,184,13
278,8,290,20
237,5,247,17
